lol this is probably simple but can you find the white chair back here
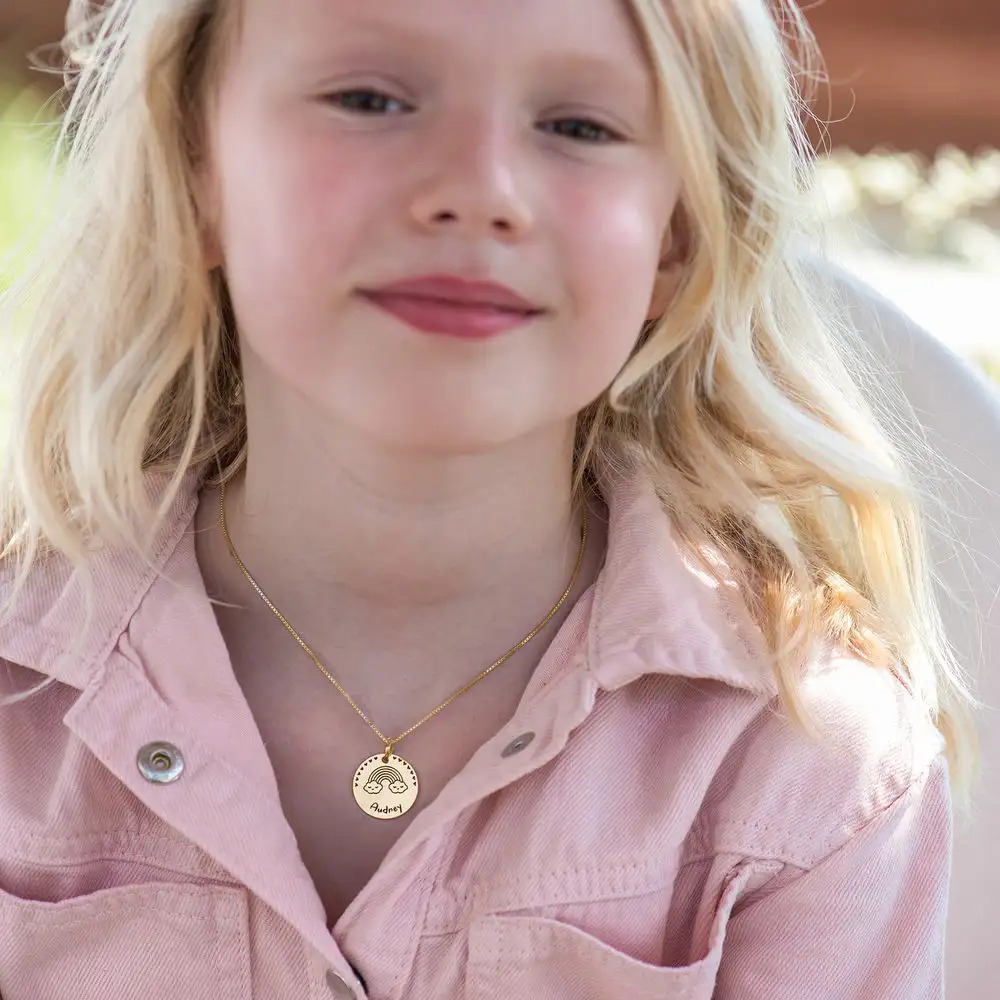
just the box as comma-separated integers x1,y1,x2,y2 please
830,266,1000,998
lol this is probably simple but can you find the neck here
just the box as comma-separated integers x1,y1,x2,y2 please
193,417,605,709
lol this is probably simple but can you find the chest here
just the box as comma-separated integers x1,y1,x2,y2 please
232,656,538,928
278,766,418,928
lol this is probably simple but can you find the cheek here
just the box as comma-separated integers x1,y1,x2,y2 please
211,120,403,390
554,176,670,354
214,112,370,290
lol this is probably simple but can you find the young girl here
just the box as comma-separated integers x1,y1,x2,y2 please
0,0,980,997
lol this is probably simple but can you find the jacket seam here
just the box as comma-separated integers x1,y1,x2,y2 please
683,752,944,873
9,478,202,687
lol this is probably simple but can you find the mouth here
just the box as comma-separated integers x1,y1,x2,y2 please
367,292,539,313
358,290,544,340
362,274,544,310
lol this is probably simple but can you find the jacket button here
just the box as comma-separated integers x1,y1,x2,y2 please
136,742,185,784
501,731,536,758
325,969,357,999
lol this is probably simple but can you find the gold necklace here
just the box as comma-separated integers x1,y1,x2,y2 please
218,476,589,821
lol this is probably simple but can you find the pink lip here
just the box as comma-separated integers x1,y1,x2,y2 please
358,274,545,340
370,275,541,311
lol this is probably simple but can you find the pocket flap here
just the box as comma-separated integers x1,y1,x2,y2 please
466,862,762,1000
0,881,251,1000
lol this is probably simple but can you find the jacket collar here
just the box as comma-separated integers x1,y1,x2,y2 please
0,463,775,697
584,463,775,695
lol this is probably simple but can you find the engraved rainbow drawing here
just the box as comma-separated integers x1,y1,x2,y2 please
363,765,409,796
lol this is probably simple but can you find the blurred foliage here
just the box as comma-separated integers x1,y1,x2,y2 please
813,147,1000,267
0,81,57,437
975,350,1000,390
0,82,56,295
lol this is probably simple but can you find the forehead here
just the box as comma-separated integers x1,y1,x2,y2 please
235,0,651,77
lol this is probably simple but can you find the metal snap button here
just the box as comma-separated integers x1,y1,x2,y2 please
136,742,185,784
325,969,358,999
501,731,536,758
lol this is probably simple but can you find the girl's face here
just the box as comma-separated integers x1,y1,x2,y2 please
200,0,681,454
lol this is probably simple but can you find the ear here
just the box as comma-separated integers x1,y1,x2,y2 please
645,207,689,322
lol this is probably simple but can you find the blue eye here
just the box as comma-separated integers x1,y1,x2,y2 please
539,118,622,144
324,89,412,115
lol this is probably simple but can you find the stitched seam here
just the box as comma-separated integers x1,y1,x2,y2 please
452,856,675,905
422,856,677,934
679,755,943,872
0,882,244,928
29,480,201,685
0,854,237,887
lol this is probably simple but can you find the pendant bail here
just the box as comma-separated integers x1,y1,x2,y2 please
382,742,394,763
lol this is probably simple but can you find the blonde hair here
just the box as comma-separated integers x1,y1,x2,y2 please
0,0,980,801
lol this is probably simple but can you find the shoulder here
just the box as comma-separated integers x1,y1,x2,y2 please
0,467,205,688
693,645,946,870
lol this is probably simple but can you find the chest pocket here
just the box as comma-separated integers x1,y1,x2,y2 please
464,862,757,1000
0,880,252,1000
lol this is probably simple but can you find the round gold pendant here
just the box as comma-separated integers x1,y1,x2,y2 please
352,753,419,820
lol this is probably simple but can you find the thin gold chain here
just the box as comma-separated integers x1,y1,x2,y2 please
218,476,588,759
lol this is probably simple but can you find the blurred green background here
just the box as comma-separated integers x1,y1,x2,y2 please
0,83,53,431
0,85,51,288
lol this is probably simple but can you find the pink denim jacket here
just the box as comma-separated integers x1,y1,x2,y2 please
0,464,950,999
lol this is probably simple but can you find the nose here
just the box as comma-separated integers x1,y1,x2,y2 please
408,111,535,241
